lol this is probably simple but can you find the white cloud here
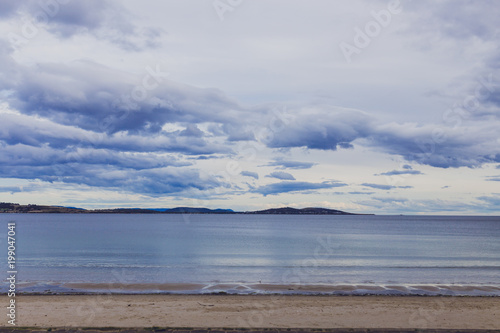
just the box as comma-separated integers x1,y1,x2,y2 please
0,0,499,214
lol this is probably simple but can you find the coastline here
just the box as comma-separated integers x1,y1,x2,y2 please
4,294,499,329
9,282,500,296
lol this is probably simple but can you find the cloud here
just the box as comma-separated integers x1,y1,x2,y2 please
361,183,413,190
360,194,500,214
254,181,347,196
241,171,259,179
264,106,372,150
361,183,393,190
407,0,500,42
0,112,229,155
5,0,164,51
0,154,222,197
377,169,423,176
0,183,43,194
1,0,500,211
3,59,245,136
0,111,232,196
179,124,204,138
266,158,315,170
3,53,500,172
262,106,500,169
404,1,500,123
0,1,21,18
370,197,409,204
358,197,480,214
477,195,500,207
266,171,295,181
486,176,500,182
0,54,241,198
367,122,500,168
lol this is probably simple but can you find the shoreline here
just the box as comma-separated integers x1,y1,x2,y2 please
4,294,499,329
7,282,500,297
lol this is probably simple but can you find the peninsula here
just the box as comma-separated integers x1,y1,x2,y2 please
0,202,364,215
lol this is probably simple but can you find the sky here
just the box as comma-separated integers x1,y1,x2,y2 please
0,0,499,215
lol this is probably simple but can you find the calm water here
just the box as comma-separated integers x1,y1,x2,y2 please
1,214,499,295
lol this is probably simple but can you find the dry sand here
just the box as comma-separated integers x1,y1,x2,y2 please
4,295,499,329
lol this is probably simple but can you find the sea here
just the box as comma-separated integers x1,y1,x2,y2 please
1,214,499,296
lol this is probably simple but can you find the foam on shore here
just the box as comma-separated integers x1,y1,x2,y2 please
6,281,500,296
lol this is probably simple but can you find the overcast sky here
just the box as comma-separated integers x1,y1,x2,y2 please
0,0,499,214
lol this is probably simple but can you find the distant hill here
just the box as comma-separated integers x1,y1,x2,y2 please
65,207,234,214
0,202,86,214
163,207,234,214
0,202,365,215
246,207,355,215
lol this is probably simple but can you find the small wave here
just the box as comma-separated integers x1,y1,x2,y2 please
5,282,500,296
18,262,500,270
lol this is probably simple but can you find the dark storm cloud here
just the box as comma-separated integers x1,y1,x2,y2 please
266,158,315,170
266,171,295,181
254,181,347,196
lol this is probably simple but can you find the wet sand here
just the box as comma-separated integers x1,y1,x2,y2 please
5,294,499,329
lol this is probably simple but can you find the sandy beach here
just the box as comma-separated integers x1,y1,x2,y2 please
5,295,499,329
